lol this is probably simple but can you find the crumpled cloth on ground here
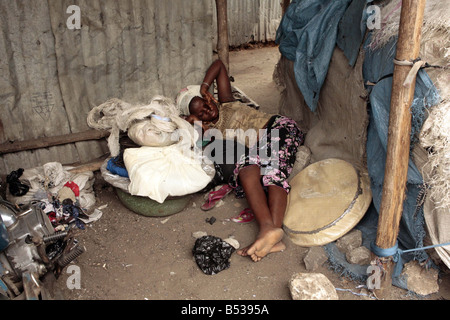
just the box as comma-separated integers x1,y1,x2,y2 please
192,235,235,275
6,169,29,197
7,162,96,211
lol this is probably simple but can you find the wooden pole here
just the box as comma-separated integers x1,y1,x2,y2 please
373,0,426,296
216,0,229,73
0,129,109,155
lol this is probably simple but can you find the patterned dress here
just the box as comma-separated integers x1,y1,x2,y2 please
208,100,305,195
230,115,304,196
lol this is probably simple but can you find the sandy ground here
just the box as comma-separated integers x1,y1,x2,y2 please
55,45,450,302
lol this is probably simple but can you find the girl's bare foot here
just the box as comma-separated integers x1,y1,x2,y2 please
237,228,285,262
237,240,286,257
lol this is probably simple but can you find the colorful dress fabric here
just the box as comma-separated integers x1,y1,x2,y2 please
230,115,305,196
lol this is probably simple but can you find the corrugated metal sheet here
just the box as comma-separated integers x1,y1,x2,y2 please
0,0,214,173
0,0,282,174
213,0,282,46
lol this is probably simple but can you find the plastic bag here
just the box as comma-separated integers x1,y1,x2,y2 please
192,235,235,275
100,158,130,192
106,156,129,178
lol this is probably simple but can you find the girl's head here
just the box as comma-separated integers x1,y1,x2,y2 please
176,85,219,124
188,96,219,122
176,85,202,116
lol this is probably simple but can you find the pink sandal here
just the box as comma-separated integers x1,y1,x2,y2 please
231,208,255,224
201,184,233,211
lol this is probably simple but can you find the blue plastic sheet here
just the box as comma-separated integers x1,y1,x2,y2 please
336,0,372,67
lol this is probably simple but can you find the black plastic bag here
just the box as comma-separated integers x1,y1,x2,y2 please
192,235,235,275
6,169,29,197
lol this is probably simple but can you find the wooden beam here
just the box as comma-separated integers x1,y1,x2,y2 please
67,154,109,174
374,0,427,296
216,0,230,73
0,129,109,155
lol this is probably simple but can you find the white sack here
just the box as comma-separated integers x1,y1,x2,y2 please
127,116,176,148
88,96,193,156
124,145,212,204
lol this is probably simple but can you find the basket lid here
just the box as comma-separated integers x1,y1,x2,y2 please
283,158,372,247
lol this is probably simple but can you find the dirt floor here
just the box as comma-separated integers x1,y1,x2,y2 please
55,45,450,302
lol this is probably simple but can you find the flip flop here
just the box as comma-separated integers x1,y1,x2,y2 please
201,184,233,211
231,208,255,224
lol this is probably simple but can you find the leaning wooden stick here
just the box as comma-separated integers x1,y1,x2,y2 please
373,0,427,297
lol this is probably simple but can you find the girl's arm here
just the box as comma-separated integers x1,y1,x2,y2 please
200,59,234,104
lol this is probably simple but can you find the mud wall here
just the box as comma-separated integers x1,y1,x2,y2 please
275,47,369,168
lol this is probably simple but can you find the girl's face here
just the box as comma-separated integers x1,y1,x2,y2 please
189,97,219,123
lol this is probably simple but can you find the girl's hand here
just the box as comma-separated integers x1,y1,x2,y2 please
184,114,200,124
184,114,210,132
201,86,219,108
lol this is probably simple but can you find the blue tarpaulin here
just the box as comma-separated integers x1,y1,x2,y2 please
336,0,372,66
